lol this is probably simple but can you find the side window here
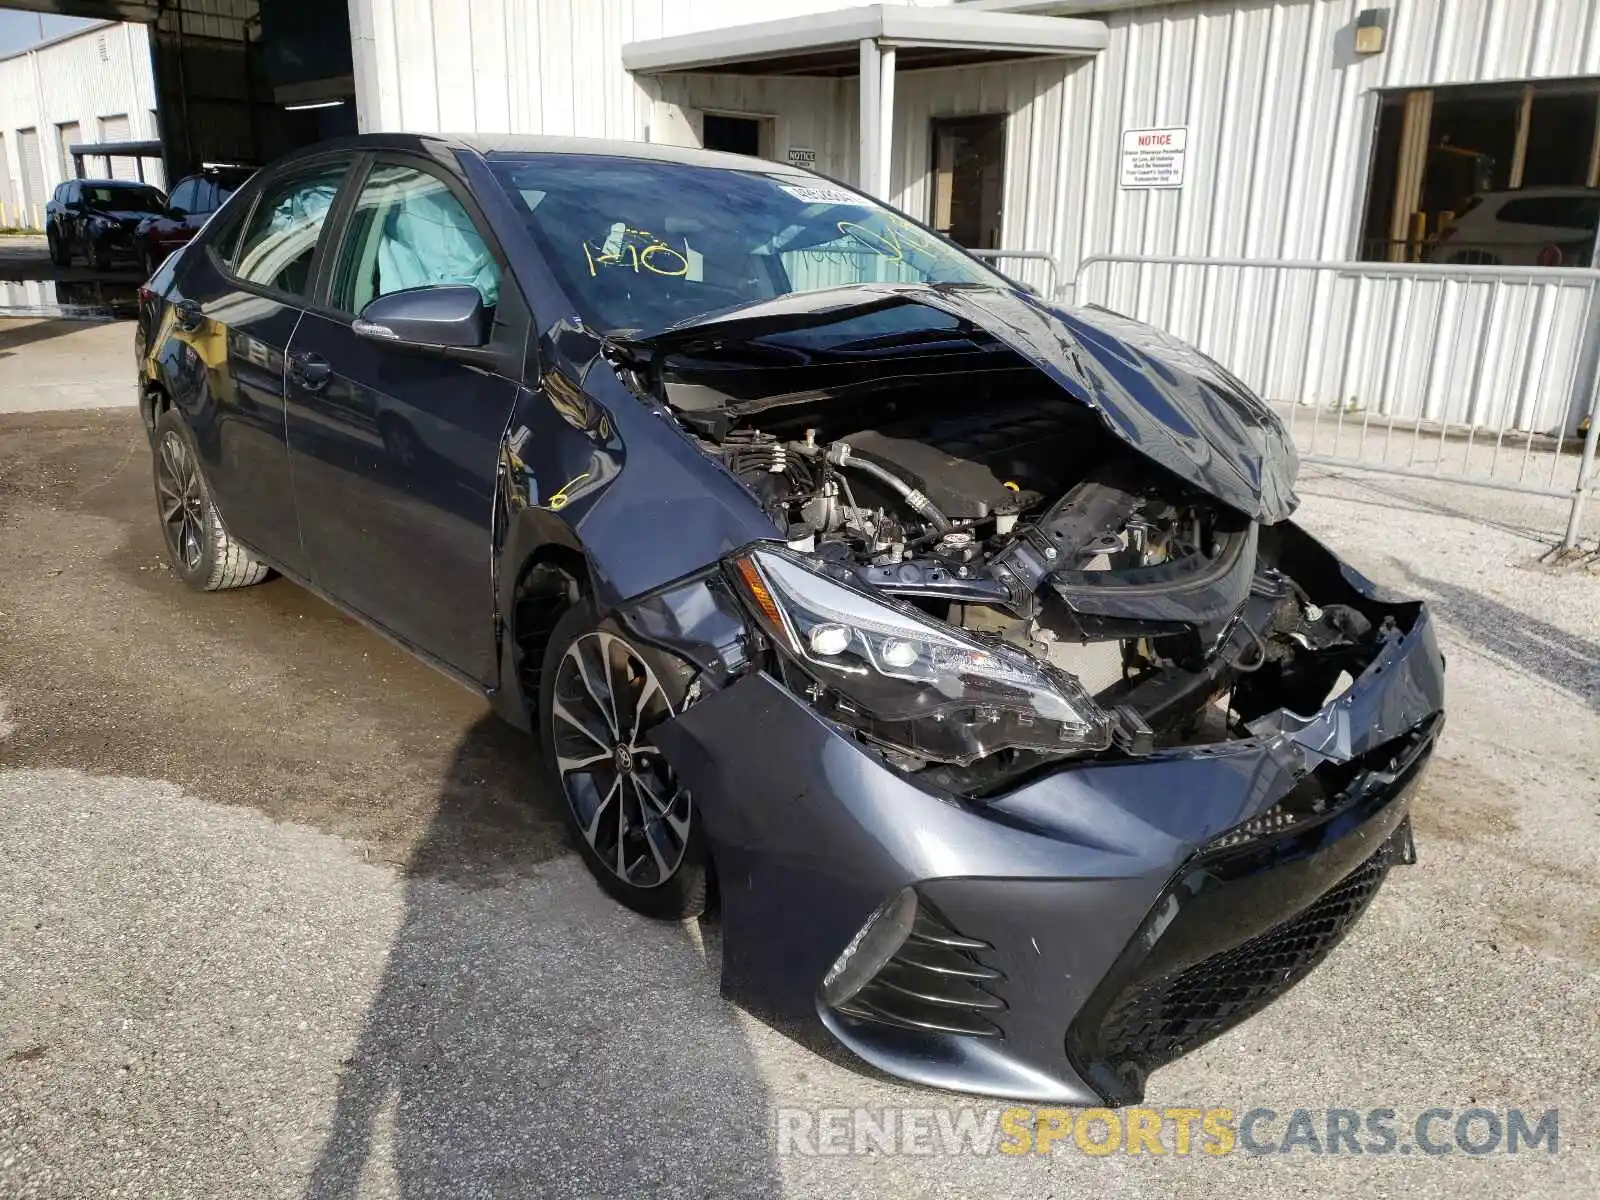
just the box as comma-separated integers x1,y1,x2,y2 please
233,161,348,297
329,162,499,315
169,179,198,213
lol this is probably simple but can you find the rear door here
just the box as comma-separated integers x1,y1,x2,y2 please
167,155,354,575
283,153,524,682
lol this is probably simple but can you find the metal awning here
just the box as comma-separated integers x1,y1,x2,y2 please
68,140,164,183
620,4,1107,77
624,5,1106,205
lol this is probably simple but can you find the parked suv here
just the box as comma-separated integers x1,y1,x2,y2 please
1430,186,1600,266
133,165,255,275
46,178,167,271
135,133,1443,1105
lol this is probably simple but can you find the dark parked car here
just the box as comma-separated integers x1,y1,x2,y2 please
133,165,255,275
46,178,167,270
135,134,1444,1104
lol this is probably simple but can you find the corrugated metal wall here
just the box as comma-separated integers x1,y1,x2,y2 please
349,0,861,138
0,21,162,225
351,0,1600,430
1060,0,1600,431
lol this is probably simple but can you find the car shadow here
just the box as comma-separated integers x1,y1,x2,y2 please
1394,563,1600,712
304,716,785,1198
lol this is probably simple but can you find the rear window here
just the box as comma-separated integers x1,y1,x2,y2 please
81,184,165,215
1495,196,1600,229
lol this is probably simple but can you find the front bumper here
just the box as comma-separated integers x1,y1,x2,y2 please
648,576,1444,1105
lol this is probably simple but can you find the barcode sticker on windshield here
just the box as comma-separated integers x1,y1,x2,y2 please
781,184,872,207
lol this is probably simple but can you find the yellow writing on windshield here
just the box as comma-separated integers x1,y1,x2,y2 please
583,226,690,278
836,215,941,262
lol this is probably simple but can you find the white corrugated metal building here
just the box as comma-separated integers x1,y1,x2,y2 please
5,0,1600,435
338,0,1600,434
0,21,163,228
344,0,1600,265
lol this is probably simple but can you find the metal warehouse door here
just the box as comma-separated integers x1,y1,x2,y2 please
0,134,14,223
101,115,134,178
17,128,45,227
56,123,81,179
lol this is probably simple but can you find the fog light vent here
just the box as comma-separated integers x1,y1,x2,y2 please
825,895,1006,1038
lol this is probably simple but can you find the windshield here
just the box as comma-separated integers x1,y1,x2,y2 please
489,154,1004,335
84,185,166,215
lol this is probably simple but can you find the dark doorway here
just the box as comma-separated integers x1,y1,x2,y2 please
931,115,1006,249
702,114,763,157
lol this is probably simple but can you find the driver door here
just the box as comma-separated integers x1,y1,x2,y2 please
284,154,524,683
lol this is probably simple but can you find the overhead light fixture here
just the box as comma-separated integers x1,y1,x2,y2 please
1355,8,1390,55
283,99,347,111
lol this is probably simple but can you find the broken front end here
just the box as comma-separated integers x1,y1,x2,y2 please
624,292,1443,1102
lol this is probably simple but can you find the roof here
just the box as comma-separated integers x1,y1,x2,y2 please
0,18,113,65
620,3,1108,77
67,139,162,158
72,178,161,188
269,132,816,175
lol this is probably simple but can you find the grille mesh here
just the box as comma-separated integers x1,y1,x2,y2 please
1088,842,1394,1079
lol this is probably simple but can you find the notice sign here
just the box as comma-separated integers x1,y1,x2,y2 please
787,146,817,169
1120,126,1187,189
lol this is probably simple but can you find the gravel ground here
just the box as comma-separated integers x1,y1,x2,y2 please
2,408,1597,1199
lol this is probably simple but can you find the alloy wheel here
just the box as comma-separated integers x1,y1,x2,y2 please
549,631,692,889
156,430,205,572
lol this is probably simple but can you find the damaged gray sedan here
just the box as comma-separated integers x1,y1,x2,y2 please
137,135,1443,1106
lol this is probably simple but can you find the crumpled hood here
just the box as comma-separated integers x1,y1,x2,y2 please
641,284,1299,523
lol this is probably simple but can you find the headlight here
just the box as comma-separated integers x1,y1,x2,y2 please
728,546,1110,765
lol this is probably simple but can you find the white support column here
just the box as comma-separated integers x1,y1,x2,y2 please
876,45,895,200
858,39,896,199
858,37,879,194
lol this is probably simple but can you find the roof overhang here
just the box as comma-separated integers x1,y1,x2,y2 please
68,140,163,159
621,3,1108,77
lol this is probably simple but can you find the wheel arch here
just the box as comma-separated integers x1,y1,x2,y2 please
492,513,594,732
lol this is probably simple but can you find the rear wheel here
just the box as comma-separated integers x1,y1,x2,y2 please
152,410,271,591
539,601,709,919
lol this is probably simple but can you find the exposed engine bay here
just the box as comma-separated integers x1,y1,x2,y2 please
628,313,1418,791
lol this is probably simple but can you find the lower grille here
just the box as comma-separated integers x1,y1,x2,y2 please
833,903,1007,1038
1073,840,1395,1100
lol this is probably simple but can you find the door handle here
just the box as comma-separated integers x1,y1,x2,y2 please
289,351,332,391
174,299,203,331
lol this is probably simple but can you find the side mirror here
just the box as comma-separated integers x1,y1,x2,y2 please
353,285,488,350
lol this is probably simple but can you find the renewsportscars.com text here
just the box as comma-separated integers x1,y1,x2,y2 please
775,1105,1560,1158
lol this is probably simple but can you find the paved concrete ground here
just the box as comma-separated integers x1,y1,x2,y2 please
0,318,136,412
2,408,1597,1199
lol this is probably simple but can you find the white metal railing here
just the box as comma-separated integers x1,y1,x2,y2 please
967,248,1062,299
1069,254,1600,549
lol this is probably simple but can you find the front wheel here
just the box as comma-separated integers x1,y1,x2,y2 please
46,229,69,266
539,602,709,918
152,410,271,591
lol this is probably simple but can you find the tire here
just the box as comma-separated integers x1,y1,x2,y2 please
151,409,271,592
47,229,69,266
539,600,709,919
